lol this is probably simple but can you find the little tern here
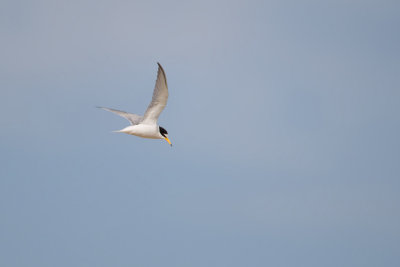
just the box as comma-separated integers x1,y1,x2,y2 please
98,63,172,146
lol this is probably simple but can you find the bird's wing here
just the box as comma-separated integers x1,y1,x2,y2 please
98,107,143,125
142,63,169,124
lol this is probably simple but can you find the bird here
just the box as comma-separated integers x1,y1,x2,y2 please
98,62,172,146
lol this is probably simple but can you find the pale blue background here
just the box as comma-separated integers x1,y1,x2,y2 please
1,0,399,266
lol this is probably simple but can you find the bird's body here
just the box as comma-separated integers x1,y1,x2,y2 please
98,63,172,146
116,124,162,139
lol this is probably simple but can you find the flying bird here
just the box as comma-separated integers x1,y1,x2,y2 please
98,62,172,146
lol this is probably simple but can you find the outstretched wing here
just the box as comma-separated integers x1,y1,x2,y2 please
98,107,143,125
141,63,169,125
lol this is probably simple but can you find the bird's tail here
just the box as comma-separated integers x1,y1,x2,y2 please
113,126,132,134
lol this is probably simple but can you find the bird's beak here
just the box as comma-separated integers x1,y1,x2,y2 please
164,137,172,146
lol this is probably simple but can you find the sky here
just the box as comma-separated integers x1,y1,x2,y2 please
1,0,399,266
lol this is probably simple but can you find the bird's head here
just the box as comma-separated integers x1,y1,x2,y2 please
159,126,172,146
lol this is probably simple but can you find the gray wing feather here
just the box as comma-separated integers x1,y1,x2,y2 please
98,107,143,125
142,63,169,124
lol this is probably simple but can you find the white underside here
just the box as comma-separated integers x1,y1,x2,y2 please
117,124,162,139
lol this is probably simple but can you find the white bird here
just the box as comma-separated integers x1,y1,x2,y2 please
98,62,172,146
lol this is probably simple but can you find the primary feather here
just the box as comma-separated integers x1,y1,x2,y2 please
142,62,169,124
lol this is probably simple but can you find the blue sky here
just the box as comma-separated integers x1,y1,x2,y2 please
1,0,399,266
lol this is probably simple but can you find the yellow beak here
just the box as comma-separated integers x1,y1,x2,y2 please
164,137,172,146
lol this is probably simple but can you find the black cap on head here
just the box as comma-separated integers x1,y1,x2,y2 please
159,126,168,137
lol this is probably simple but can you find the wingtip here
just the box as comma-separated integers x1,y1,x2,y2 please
156,62,166,81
